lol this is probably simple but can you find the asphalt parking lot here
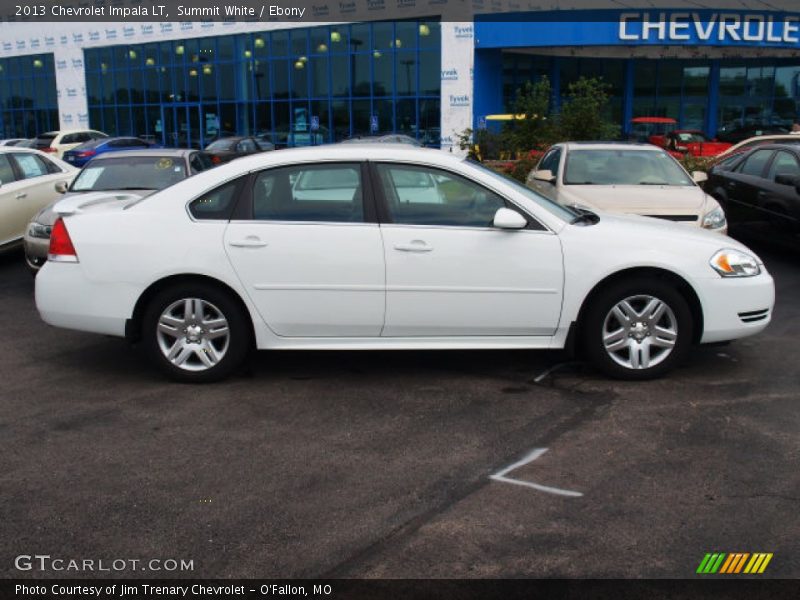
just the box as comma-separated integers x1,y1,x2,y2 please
1,227,798,579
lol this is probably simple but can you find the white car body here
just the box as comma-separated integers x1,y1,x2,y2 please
715,134,800,159
0,148,77,249
527,142,727,233
35,145,774,381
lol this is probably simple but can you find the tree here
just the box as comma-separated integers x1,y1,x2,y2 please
559,76,619,141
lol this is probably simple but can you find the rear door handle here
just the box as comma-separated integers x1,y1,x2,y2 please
229,237,268,248
394,240,433,253
15,193,27,199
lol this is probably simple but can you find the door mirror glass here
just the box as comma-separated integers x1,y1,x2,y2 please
692,171,708,184
533,169,556,184
55,181,69,193
493,207,528,230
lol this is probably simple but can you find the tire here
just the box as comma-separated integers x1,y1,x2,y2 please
142,283,251,383
582,277,693,380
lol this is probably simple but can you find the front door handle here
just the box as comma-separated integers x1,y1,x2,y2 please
229,237,268,248
394,240,433,253
15,193,27,199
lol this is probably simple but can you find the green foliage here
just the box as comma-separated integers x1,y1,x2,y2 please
677,154,715,174
458,75,619,162
559,76,620,141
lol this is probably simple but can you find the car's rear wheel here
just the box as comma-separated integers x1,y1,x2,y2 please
583,278,693,380
142,284,251,383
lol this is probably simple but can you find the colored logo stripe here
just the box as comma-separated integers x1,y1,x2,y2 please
697,552,773,574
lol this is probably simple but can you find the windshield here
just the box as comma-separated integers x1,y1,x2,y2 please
467,159,577,222
564,149,694,186
70,156,187,192
676,132,707,143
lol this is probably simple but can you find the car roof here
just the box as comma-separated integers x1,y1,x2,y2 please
90,148,196,159
561,142,663,151
744,143,800,151
200,144,457,171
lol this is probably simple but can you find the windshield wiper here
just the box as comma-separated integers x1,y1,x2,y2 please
637,181,668,185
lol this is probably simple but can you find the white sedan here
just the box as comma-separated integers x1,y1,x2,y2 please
35,145,774,383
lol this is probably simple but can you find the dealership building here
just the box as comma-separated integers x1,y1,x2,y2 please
1,1,799,150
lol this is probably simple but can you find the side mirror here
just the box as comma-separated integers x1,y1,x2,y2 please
774,173,798,186
493,207,528,230
532,169,556,184
55,181,69,193
692,171,708,184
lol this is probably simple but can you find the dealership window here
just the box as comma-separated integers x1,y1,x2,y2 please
84,20,441,149
0,53,58,139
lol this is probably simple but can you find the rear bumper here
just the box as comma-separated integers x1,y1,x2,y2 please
35,262,134,337
698,271,775,344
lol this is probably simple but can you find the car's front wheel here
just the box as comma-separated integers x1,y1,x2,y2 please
142,284,251,383
583,278,693,380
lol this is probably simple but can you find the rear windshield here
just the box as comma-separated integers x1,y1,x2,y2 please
70,156,188,192
35,134,57,148
206,139,236,151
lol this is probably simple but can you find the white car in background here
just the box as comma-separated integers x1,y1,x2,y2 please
527,142,728,233
35,145,773,383
0,148,77,252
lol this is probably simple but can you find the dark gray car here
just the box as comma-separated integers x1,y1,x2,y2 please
24,149,213,272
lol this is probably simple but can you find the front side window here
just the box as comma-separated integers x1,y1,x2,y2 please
237,139,257,153
739,149,774,177
252,163,363,222
376,163,506,227
539,148,561,174
12,153,49,179
564,150,693,186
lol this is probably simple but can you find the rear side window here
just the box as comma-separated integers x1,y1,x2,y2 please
189,179,241,220
11,153,49,179
0,154,17,184
35,134,56,149
252,163,363,222
738,149,774,177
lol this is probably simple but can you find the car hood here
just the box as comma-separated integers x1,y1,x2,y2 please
32,190,154,226
560,184,710,214
581,210,760,262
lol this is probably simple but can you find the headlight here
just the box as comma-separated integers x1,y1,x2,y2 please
702,206,727,230
28,223,52,239
709,249,760,277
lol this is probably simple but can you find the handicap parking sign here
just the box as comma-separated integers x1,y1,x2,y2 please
370,115,379,132
310,115,319,131
478,116,487,130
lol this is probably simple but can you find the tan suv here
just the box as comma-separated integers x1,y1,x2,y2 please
33,130,108,158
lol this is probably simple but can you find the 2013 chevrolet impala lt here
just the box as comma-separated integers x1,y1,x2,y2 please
35,145,774,383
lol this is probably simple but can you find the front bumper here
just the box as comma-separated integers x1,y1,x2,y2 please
698,270,775,344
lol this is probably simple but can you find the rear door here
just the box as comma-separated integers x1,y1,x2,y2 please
760,150,800,225
0,153,28,244
223,162,386,337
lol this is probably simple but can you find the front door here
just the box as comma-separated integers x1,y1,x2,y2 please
373,162,564,337
224,162,386,337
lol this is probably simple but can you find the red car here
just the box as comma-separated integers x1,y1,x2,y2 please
663,130,732,158
630,117,677,147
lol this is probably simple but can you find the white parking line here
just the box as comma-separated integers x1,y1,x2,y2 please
490,447,584,498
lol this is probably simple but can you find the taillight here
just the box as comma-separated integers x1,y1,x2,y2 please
41,147,57,153
211,155,221,164
48,218,79,263
77,150,96,158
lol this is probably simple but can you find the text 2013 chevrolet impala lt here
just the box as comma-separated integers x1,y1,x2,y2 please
35,146,774,383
